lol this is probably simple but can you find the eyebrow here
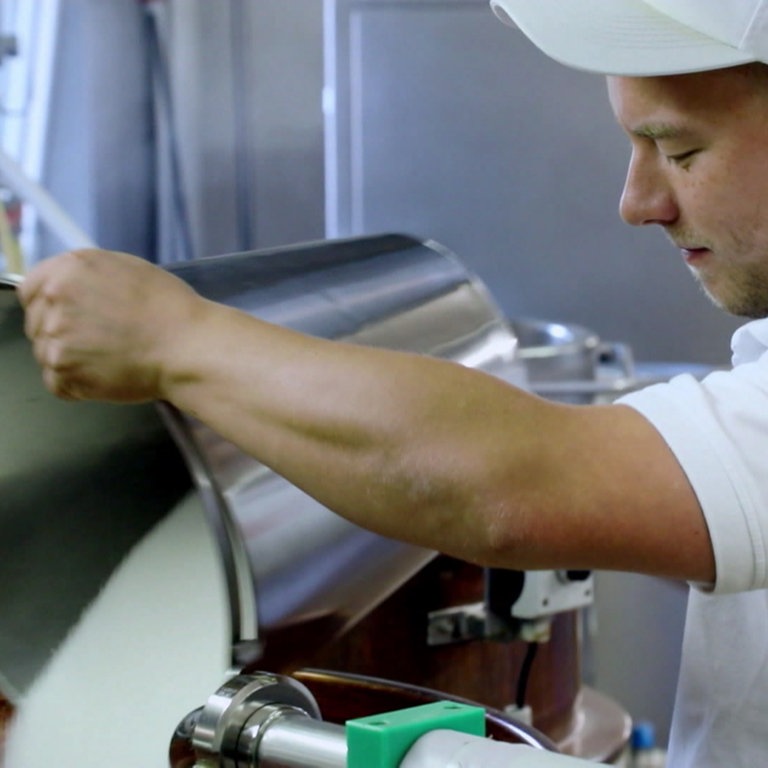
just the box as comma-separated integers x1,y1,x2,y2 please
631,123,693,141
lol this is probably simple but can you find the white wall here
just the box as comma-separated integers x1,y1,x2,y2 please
41,0,153,259
166,0,326,259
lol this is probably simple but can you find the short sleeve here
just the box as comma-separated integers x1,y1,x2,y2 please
619,361,768,594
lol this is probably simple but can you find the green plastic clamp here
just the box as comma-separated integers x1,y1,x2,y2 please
346,699,486,768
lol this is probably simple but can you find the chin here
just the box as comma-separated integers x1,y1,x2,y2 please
695,277,768,319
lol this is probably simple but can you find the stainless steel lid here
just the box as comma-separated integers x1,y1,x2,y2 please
0,233,523,698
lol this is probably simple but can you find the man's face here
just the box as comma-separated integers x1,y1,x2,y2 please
608,66,768,318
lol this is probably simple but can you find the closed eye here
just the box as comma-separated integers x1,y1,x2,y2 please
665,148,699,165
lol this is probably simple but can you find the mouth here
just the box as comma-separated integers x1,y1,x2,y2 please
679,246,711,266
665,230,712,266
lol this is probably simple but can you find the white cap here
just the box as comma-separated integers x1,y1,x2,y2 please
489,0,768,75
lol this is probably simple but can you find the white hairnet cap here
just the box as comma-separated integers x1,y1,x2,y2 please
489,0,768,75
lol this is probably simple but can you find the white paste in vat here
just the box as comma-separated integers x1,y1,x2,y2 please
5,492,231,768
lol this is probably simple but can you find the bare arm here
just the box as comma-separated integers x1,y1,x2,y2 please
18,249,715,583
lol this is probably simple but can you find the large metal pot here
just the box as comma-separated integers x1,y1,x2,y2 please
1,234,542,767
512,318,719,404
0,233,524,690
509,318,603,385
509,318,635,404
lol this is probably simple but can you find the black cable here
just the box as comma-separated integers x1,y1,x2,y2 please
515,641,539,710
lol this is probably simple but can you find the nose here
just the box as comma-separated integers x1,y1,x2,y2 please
619,149,679,227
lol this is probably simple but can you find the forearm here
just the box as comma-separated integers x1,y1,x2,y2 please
160,299,714,582
160,299,521,562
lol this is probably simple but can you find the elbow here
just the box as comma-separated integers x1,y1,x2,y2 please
446,477,542,569
476,497,539,569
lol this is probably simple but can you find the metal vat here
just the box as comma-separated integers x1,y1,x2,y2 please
510,318,602,384
510,318,635,404
0,233,523,700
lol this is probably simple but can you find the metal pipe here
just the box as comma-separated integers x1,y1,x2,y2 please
254,712,347,768
178,672,562,767
249,715,592,768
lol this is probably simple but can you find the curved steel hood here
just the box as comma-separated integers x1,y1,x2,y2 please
0,233,523,693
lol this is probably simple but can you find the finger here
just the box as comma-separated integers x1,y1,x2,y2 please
42,367,79,401
23,291,48,342
16,256,54,308
35,339,84,401
17,249,84,308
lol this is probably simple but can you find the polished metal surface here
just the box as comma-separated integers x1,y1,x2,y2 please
509,318,634,404
185,672,348,768
1,234,522,694
180,671,555,768
255,714,347,768
191,672,324,767
512,317,718,403
510,319,602,384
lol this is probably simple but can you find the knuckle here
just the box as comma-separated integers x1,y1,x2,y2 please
45,342,70,373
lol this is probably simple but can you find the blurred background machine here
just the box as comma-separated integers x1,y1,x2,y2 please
0,234,646,766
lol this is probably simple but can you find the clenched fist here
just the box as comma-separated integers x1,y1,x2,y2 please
17,249,203,403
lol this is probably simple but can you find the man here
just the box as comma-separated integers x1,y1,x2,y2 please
16,1,768,765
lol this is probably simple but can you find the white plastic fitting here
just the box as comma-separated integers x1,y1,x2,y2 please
401,730,600,768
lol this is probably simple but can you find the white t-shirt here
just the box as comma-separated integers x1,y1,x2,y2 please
619,318,768,767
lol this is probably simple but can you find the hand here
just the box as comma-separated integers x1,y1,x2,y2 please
18,248,201,403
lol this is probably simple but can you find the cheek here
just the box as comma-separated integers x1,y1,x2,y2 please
726,163,768,249
680,155,760,234
720,144,768,215
678,169,728,227
688,165,768,258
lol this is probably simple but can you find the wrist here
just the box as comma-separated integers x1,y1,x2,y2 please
153,296,231,406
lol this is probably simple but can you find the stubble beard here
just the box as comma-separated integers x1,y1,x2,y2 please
688,258,768,319
667,227,768,319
